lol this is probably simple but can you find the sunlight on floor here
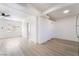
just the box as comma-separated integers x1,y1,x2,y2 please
0,37,36,55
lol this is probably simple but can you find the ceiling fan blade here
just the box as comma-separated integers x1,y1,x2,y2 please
5,15,10,17
1,13,10,17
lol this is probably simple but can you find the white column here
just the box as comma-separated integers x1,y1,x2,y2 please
21,20,27,39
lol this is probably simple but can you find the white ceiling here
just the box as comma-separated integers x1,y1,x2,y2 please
30,3,68,12
48,3,79,20
0,3,79,21
0,3,40,22
30,3,79,20
0,3,29,21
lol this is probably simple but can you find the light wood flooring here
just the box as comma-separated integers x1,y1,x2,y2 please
0,37,79,56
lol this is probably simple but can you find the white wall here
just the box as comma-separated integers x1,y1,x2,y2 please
0,18,21,39
0,3,55,43
21,20,27,38
38,16,55,43
54,16,79,42
21,16,37,43
28,16,37,43
20,4,40,43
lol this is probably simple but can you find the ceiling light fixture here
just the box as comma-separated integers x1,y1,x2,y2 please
64,10,70,14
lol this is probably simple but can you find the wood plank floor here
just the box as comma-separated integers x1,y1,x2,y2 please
0,37,79,56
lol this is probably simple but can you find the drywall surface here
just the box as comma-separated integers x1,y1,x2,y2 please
54,16,79,42
0,18,21,39
38,16,56,43
28,16,37,43
21,16,37,43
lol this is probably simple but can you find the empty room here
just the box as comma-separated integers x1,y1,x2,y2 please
0,3,79,56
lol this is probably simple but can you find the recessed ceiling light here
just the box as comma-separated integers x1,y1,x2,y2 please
64,10,70,14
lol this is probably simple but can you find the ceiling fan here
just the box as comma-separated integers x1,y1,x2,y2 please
0,13,10,17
